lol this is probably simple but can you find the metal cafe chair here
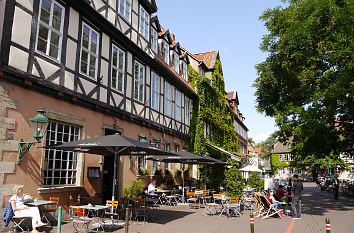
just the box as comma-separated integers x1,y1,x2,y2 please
11,216,32,232
71,207,92,233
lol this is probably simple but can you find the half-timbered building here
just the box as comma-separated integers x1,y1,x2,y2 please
0,0,197,208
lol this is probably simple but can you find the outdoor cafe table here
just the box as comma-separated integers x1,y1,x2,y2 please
155,190,172,204
26,200,55,225
71,205,110,232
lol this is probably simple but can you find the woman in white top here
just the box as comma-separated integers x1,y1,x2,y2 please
10,185,46,233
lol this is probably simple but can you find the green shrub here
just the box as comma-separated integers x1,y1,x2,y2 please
122,180,143,198
224,159,243,197
248,172,264,190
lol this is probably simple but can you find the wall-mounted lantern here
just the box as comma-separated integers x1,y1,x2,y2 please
17,107,49,165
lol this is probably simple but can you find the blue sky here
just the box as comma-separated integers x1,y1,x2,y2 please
155,0,284,143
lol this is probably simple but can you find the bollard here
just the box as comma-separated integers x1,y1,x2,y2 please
125,207,129,233
57,206,62,233
250,213,255,233
326,218,330,233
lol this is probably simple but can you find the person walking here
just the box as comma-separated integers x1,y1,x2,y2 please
333,174,340,200
291,174,303,219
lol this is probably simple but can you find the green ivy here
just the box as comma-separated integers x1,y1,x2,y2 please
224,159,243,197
187,55,240,189
271,154,291,174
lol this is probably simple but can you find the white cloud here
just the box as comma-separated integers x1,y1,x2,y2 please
253,132,271,143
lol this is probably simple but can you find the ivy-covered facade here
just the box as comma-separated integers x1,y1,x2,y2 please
181,49,242,189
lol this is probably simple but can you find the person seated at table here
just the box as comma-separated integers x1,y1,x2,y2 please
276,185,289,202
10,185,46,233
266,189,279,210
160,179,168,190
148,179,157,196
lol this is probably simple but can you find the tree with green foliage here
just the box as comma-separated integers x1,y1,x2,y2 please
248,172,264,190
248,138,256,147
255,133,277,152
224,159,244,197
254,0,354,165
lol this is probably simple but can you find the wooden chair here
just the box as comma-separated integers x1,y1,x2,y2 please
43,197,59,226
134,199,148,224
71,207,91,233
224,197,241,218
102,200,120,229
187,192,199,209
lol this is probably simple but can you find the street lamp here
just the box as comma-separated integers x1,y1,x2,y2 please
17,107,49,165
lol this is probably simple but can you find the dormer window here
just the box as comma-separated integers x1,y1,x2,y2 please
181,61,188,81
172,51,179,74
119,0,131,22
161,41,169,64
139,6,149,39
151,28,158,53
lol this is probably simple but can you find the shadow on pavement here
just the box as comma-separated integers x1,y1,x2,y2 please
147,209,194,224
302,183,354,216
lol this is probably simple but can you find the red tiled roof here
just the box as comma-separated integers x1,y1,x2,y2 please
193,51,217,69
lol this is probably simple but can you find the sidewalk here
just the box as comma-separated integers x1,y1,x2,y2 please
2,182,354,233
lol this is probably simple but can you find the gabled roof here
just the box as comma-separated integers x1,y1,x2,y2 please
226,91,239,105
158,28,172,44
150,15,161,32
271,138,293,154
193,51,218,69
140,0,158,14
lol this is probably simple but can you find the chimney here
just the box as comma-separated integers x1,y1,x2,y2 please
170,33,175,42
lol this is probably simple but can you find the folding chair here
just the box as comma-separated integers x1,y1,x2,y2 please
259,196,283,219
224,197,241,218
41,197,59,226
187,192,199,209
11,216,32,232
102,200,120,229
200,190,211,206
71,207,92,233
134,199,148,224
203,202,220,216
69,195,81,215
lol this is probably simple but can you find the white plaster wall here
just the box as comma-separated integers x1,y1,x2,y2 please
65,39,77,71
126,99,131,113
132,8,139,32
92,0,105,10
127,52,132,73
37,57,60,78
80,79,97,98
132,0,139,14
100,87,107,103
16,0,33,11
131,30,137,44
135,103,143,115
68,8,79,38
8,46,28,72
120,20,130,34
112,92,123,108
126,74,132,98
107,8,115,25
101,33,110,60
11,6,32,49
109,0,116,9
64,71,75,90
100,59,109,87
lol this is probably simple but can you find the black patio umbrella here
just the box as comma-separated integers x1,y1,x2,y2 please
44,133,176,200
147,150,227,201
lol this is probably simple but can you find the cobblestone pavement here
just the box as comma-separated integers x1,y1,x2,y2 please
2,182,354,233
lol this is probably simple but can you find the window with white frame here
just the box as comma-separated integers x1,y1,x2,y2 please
172,51,179,74
36,0,64,61
284,153,289,161
80,23,99,79
134,61,145,102
139,6,149,39
138,135,147,172
152,138,160,172
175,90,182,121
164,82,172,117
119,0,131,22
151,72,160,110
111,45,125,92
181,61,188,81
279,154,283,161
204,122,210,139
44,121,80,186
161,41,169,64
185,97,190,125
151,28,158,53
